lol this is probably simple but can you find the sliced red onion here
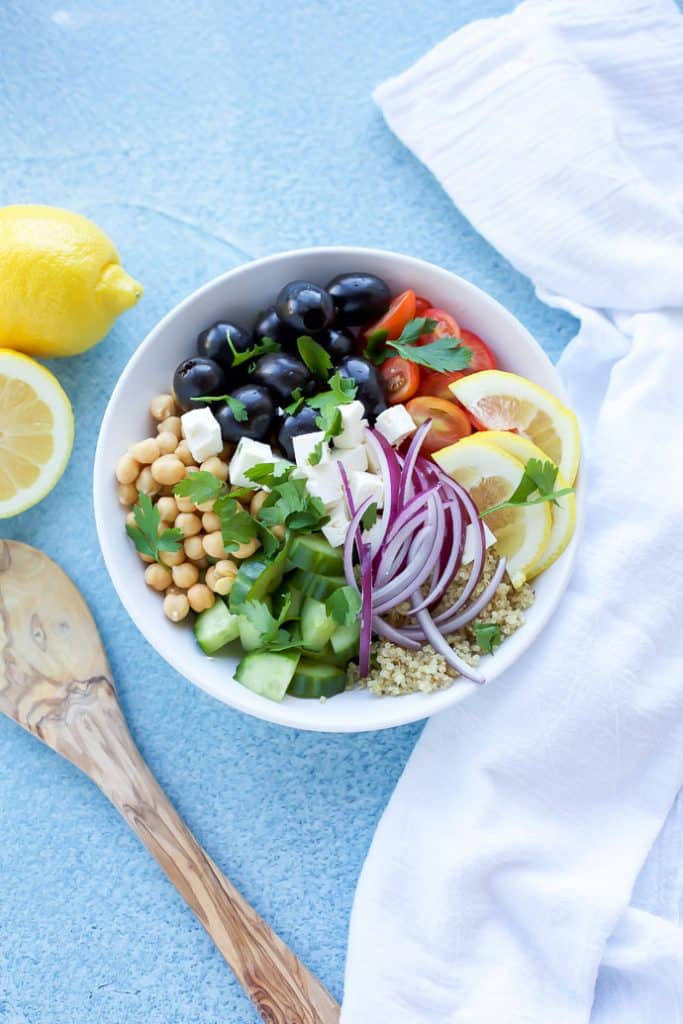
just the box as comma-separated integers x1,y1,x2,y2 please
359,543,373,677
362,431,397,559
375,505,431,587
434,555,507,634
342,494,374,593
373,524,441,614
371,615,423,650
397,419,432,507
407,499,464,612
409,594,485,685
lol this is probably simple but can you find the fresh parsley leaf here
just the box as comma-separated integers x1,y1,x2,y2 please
258,477,329,532
472,621,502,654
214,495,261,553
307,440,324,466
306,372,357,410
244,461,294,488
192,394,247,422
228,334,280,368
174,470,225,505
125,493,183,562
481,458,575,517
396,317,437,345
326,586,362,627
314,404,342,441
297,335,333,379
364,328,390,364
240,599,298,651
361,502,378,531
226,486,256,501
284,386,305,415
365,317,474,373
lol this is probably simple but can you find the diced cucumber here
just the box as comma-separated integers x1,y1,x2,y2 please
194,600,241,654
246,541,291,603
272,584,303,621
235,650,301,702
288,659,347,699
290,569,346,601
287,533,344,576
228,557,270,611
330,621,361,662
300,596,337,651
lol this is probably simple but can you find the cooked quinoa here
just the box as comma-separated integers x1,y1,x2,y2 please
348,551,535,696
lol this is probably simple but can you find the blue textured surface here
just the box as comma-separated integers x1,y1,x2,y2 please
0,2,578,1021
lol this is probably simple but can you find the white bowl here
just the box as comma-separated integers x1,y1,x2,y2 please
94,247,580,733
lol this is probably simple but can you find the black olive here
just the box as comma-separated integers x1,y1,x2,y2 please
172,357,226,411
275,405,320,461
196,320,253,375
252,306,297,349
337,355,387,420
325,272,391,326
313,326,355,363
213,385,275,443
275,280,335,335
250,352,316,405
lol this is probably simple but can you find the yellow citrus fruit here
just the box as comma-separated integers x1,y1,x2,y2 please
449,370,580,484
432,434,551,588
0,205,143,357
476,431,577,577
0,349,74,517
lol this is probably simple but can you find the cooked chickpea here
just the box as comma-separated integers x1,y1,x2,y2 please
116,453,140,485
200,456,228,481
184,534,206,561
163,590,190,622
202,511,221,532
135,466,160,496
151,454,185,486
144,563,172,591
175,440,195,466
150,394,177,421
205,565,219,592
138,551,155,564
157,430,178,455
159,548,185,567
172,562,200,589
271,524,286,540
125,510,137,528
207,559,237,596
188,583,215,613
202,530,227,559
158,415,182,440
129,437,161,464
195,498,215,513
117,482,138,506
156,496,178,522
249,489,268,516
175,494,195,513
231,537,261,560
175,512,202,537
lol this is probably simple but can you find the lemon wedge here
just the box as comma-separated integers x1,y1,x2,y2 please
433,434,551,588
0,349,74,517
449,370,580,484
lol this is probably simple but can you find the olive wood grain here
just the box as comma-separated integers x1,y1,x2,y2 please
0,540,339,1024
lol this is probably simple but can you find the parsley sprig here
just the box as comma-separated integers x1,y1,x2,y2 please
481,458,574,517
228,333,280,367
240,597,300,652
194,394,248,421
366,317,473,374
297,335,333,379
472,621,502,654
125,493,183,562
258,476,330,532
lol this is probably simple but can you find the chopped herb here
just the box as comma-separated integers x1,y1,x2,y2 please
361,502,378,531
244,461,294,488
367,317,473,374
214,495,261,553
284,386,305,415
228,333,280,368
481,458,574,517
258,476,329,533
472,621,502,654
364,328,390,363
174,470,225,505
306,372,357,410
297,335,333,380
307,440,324,466
226,485,255,501
240,598,299,652
314,404,342,440
125,493,183,562
326,586,362,627
192,394,247,422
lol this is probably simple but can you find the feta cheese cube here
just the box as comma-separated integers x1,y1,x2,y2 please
362,514,385,550
462,522,497,564
228,437,274,489
180,407,223,463
330,445,368,473
293,430,330,469
304,462,343,508
347,469,384,511
375,404,417,447
322,502,350,548
332,400,366,449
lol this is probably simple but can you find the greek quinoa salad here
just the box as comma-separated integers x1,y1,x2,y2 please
117,274,580,702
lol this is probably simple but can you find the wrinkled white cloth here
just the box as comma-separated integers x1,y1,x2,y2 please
342,2,683,1022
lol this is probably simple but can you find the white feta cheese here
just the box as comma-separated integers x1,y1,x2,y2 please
362,515,385,550
347,469,384,511
330,445,368,473
228,437,275,489
304,462,343,508
292,430,330,470
322,502,350,548
375,404,417,447
462,522,497,565
332,400,366,449
180,407,223,463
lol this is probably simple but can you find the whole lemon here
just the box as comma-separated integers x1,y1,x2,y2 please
0,204,143,357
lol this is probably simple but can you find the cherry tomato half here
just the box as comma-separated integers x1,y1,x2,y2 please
417,307,461,346
414,295,432,316
459,328,497,372
419,368,467,401
406,396,472,455
379,356,420,405
364,289,416,340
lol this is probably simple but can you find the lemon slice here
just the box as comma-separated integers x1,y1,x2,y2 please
0,349,74,518
433,434,551,588
478,430,576,577
449,370,580,484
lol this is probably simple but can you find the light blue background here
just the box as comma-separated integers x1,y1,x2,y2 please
0,2,580,1021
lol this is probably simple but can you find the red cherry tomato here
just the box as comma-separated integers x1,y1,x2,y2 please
459,328,497,372
414,295,432,316
406,396,472,455
379,356,420,405
364,289,416,341
418,368,467,401
417,307,462,346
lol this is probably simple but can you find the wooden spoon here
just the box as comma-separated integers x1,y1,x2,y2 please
0,541,340,1024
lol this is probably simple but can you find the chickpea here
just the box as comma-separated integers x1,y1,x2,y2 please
194,556,209,570
231,537,261,560
172,562,200,589
159,548,185,567
200,456,228,481
151,454,185,486
188,583,215,613
271,524,286,541
150,394,177,421
116,453,140,485
144,563,172,591
175,494,195,513
204,565,219,591
125,510,137,528
184,534,206,561
195,498,215,513
163,589,190,622
156,496,178,522
175,440,195,466
202,530,227,559
202,511,221,533
175,512,202,538
157,430,179,455
138,550,155,564
129,437,161,464
158,415,182,440
135,466,160,496
118,482,138,506
206,559,237,596
249,489,268,516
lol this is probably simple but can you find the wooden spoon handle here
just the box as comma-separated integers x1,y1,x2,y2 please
50,678,339,1024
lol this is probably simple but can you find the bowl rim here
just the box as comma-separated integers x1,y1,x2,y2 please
94,245,581,732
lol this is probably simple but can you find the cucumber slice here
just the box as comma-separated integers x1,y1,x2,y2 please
235,650,301,702
246,542,291,603
300,596,337,651
290,570,346,601
194,600,241,654
288,659,347,699
228,557,270,611
287,533,344,576
330,621,361,662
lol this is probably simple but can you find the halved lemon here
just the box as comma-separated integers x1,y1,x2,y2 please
449,370,580,484
477,430,576,577
0,349,74,518
433,434,551,588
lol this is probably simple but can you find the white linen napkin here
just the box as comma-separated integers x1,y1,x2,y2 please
342,2,683,1021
